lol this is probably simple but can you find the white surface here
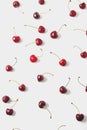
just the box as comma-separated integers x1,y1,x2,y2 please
0,0,87,130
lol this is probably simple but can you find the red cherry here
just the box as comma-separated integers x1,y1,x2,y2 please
79,2,86,9
80,51,87,58
6,65,13,71
13,1,20,8
35,38,43,45
50,31,58,38
69,10,76,17
2,96,10,103
6,108,14,115
59,86,67,93
59,59,67,66
38,100,46,108
37,75,44,82
38,26,45,33
38,0,45,4
76,114,84,121
33,12,40,19
12,36,21,43
30,55,38,62
18,84,26,91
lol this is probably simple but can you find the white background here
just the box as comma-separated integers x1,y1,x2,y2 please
0,0,87,130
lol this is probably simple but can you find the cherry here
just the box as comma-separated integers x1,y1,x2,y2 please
9,80,26,91
37,72,54,82
71,102,84,121
68,0,77,17
59,77,70,94
30,55,38,62
78,76,87,92
25,38,43,47
50,24,67,39
6,99,18,115
13,1,20,8
2,95,10,103
24,25,46,33
12,27,21,43
5,57,17,72
79,2,86,9
38,100,52,119
50,52,67,66
38,0,45,5
74,45,87,58
33,12,40,19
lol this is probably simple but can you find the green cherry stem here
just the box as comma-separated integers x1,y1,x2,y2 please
9,80,20,85
50,51,61,60
71,102,80,114
78,76,86,88
10,99,19,109
58,125,66,130
73,45,82,52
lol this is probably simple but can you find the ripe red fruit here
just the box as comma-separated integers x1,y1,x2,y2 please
33,12,40,19
18,84,26,91
59,86,67,93
35,38,43,45
30,55,38,62
79,2,86,9
6,108,14,115
38,26,45,33
2,96,10,103
13,1,20,8
38,100,46,108
38,0,45,5
6,65,13,71
59,59,67,66
80,51,87,58
50,31,58,38
37,75,44,82
69,10,76,17
12,36,21,43
76,114,84,121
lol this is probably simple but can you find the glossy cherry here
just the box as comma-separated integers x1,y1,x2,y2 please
30,55,38,62
2,95,10,103
12,36,21,43
13,1,20,8
35,38,43,45
6,108,14,115
37,75,44,82
69,10,76,17
71,102,84,121
33,12,40,19
38,26,45,33
78,76,87,92
79,2,86,9
38,0,45,4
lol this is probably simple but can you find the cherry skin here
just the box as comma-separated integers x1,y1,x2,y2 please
12,36,21,43
85,86,87,92
30,55,38,62
38,26,45,33
69,10,76,17
38,0,45,4
18,84,26,91
38,100,46,108
76,114,84,121
33,12,40,19
6,65,13,71
50,31,58,38
59,59,67,66
6,108,14,115
80,51,87,58
37,75,44,82
59,86,67,93
79,2,86,9
13,1,20,8
2,96,10,103
35,38,43,45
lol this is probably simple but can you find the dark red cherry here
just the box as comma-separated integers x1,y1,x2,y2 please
5,65,13,71
6,108,14,115
76,114,84,121
12,36,21,43
50,31,58,38
59,86,67,93
33,12,40,19
38,100,46,108
38,0,45,4
13,1,20,8
35,38,43,45
85,86,87,92
69,10,76,17
80,51,87,58
38,26,45,33
59,59,67,66
37,75,44,82
79,2,86,9
18,84,26,91
2,96,10,103
30,55,38,62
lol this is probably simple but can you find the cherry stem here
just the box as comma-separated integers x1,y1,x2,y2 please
74,29,85,32
68,0,72,11
25,42,35,47
50,52,61,60
37,48,43,57
65,77,71,88
12,57,17,66
71,102,80,113
24,25,38,29
10,99,18,108
42,72,54,76
13,27,16,35
46,107,52,119
73,45,82,52
12,128,21,130
58,24,67,33
78,76,86,88
58,125,66,130
9,80,20,85
40,9,51,14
